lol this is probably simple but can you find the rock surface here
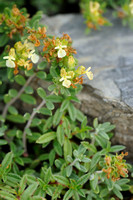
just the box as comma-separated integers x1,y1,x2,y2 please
41,13,133,158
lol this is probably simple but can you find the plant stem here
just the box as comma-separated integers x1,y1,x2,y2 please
23,99,46,154
2,74,36,119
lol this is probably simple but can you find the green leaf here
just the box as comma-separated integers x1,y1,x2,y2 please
49,149,55,166
36,71,47,79
63,189,73,200
68,103,77,121
15,75,26,85
15,157,24,166
77,173,90,185
76,109,85,122
52,185,63,200
45,167,52,184
37,61,47,70
46,101,54,110
2,152,13,169
0,139,8,145
36,132,56,144
8,106,18,115
53,140,62,156
66,165,72,177
20,94,36,105
9,89,18,98
60,99,70,112
113,187,123,199
39,107,52,116
110,145,125,152
90,152,101,171
4,94,12,103
37,87,46,99
0,191,15,200
6,114,26,123
24,86,33,94
0,34,9,47
57,125,64,146
100,188,109,198
54,175,69,186
21,182,38,200
64,138,72,161
46,95,63,103
53,109,63,126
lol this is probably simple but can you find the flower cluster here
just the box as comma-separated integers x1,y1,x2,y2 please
3,40,39,74
3,24,93,88
102,152,128,182
43,33,76,62
80,0,111,32
0,5,29,39
28,26,47,47
117,0,133,29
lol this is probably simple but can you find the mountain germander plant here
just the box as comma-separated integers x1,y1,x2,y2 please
0,4,131,200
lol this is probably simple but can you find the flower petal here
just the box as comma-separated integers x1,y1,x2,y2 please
58,49,66,58
31,54,39,63
6,60,15,68
62,79,71,88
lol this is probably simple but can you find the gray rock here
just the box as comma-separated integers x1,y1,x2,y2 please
41,12,133,158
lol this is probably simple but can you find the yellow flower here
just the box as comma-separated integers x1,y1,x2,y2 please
17,59,26,66
76,66,93,80
129,1,133,14
68,56,75,69
9,48,16,57
59,68,73,88
90,1,100,16
76,66,86,75
55,45,67,58
67,71,74,78
85,67,93,80
14,41,24,51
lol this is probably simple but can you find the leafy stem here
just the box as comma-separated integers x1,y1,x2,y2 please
2,73,36,120
23,99,46,154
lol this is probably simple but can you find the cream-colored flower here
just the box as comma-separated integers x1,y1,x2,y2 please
55,45,67,58
28,50,39,63
129,1,133,14
59,68,72,88
85,67,93,80
3,55,15,68
62,78,71,88
90,1,100,16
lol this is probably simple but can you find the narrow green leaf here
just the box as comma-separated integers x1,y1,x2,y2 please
8,106,18,115
36,132,56,144
110,145,125,152
15,75,26,85
54,175,69,186
46,95,63,103
57,125,64,146
9,89,18,97
37,87,46,99
77,173,90,185
90,152,101,170
63,189,73,200
53,109,63,126
2,152,13,169
64,138,72,161
6,114,26,123
39,107,52,116
60,99,69,112
68,103,77,121
21,183,38,200
20,94,36,105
